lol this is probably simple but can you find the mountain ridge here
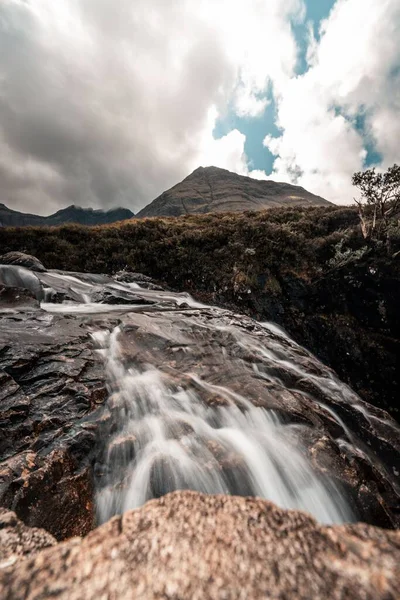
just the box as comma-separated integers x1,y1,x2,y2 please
0,203,135,227
137,166,331,217
1,166,330,226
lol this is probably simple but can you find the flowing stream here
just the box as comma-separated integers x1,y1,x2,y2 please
2,264,399,527
92,324,351,525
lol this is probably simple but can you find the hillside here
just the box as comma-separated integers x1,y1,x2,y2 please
0,203,134,227
137,166,331,217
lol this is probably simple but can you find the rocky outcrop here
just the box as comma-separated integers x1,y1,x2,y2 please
1,491,399,600
0,203,134,228
93,304,400,529
0,294,108,539
137,166,330,217
0,252,46,272
1,262,399,543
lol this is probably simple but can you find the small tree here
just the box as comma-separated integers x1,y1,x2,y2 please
352,164,400,239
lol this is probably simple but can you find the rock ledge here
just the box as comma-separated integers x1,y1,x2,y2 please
1,491,399,600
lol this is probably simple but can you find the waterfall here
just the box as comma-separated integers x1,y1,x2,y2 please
93,326,352,525
4,264,397,527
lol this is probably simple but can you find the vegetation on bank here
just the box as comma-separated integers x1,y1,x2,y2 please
0,204,398,294
0,205,387,278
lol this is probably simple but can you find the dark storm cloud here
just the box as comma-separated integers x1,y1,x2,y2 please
0,0,238,214
0,0,311,214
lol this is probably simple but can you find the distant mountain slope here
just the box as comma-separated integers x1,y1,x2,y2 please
0,204,135,227
137,166,331,217
1,166,330,225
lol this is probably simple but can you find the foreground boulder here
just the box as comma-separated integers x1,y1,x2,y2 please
0,509,55,570
1,491,399,600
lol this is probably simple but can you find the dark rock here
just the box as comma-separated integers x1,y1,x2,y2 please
0,252,46,272
1,266,399,544
113,270,165,290
3,450,95,542
114,271,154,283
0,310,108,540
0,491,399,600
90,289,155,305
95,308,400,529
0,286,39,309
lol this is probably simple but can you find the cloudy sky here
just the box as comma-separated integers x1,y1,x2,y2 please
0,0,399,214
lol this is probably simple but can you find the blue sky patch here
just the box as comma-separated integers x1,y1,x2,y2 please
213,0,339,175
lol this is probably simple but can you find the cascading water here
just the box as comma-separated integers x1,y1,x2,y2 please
3,264,398,527
93,325,352,525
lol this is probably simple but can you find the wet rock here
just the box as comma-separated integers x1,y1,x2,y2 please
44,290,69,304
2,449,95,541
0,491,399,600
107,435,136,466
96,308,400,529
0,286,39,309
114,270,155,284
0,266,44,301
90,288,155,305
114,270,165,290
1,264,400,542
0,252,46,272
0,310,108,540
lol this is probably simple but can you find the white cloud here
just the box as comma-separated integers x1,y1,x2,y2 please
247,169,270,181
0,0,303,214
264,0,400,204
234,86,269,119
5,0,395,211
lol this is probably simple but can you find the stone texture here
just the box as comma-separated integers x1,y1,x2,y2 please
95,305,400,529
1,491,399,600
0,285,39,308
0,508,56,570
1,264,399,543
137,166,330,217
0,307,108,540
0,252,46,272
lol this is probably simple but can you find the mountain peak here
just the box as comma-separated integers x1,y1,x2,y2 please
137,166,330,218
185,166,238,180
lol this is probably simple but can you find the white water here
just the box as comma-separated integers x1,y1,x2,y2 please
4,265,397,526
94,326,352,525
41,302,151,314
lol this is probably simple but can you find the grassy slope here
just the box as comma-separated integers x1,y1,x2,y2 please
1,205,399,418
